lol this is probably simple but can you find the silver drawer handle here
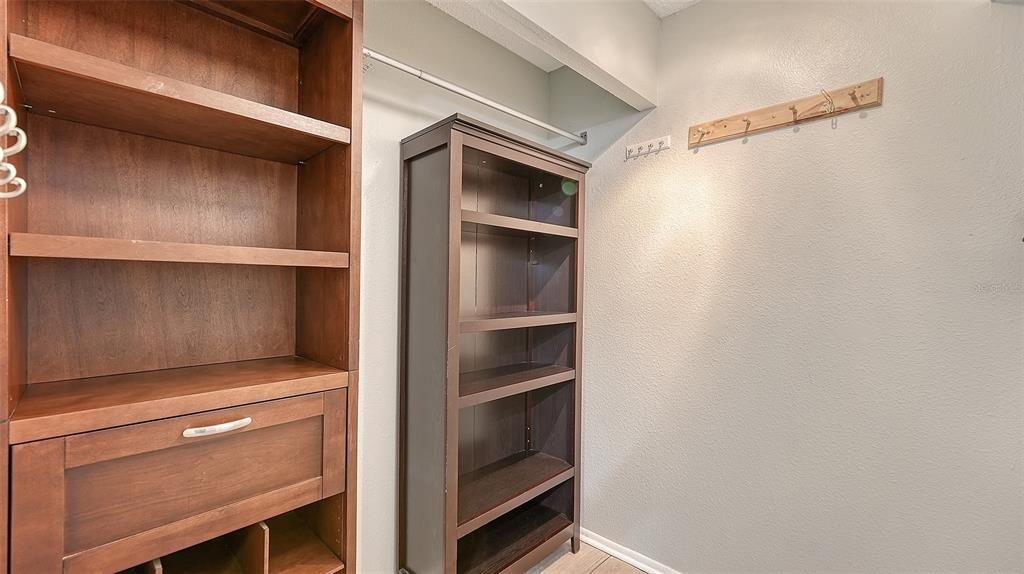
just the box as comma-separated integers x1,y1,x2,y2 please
182,416,252,438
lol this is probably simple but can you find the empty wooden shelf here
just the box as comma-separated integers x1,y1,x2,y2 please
11,233,350,268
116,499,347,574
458,451,574,537
3,0,363,572
267,512,346,574
460,312,578,333
401,115,588,572
459,363,575,408
9,34,350,163
461,210,578,238
159,521,267,574
10,356,348,443
456,488,574,574
181,0,335,44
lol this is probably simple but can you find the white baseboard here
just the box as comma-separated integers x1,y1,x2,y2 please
580,529,681,574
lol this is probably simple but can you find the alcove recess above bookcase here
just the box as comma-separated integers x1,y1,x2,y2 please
0,1,363,573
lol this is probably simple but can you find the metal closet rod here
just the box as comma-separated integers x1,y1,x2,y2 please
363,47,588,146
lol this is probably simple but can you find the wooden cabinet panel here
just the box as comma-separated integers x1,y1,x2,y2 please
3,0,362,570
10,392,346,573
66,417,323,553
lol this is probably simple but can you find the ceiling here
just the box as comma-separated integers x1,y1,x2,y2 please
642,0,702,18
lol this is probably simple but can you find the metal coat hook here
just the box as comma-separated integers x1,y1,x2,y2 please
821,89,838,129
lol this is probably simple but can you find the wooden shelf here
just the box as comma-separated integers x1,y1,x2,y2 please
460,311,577,333
157,520,269,574
457,503,573,574
181,0,329,45
461,210,578,239
459,363,574,409
458,451,573,537
10,233,350,268
267,512,345,574
10,356,347,443
160,538,244,574
9,34,350,163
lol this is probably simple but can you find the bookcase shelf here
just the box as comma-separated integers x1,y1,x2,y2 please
9,34,350,163
460,311,577,333
456,492,573,574
11,233,350,268
461,210,578,238
458,451,574,537
459,363,575,408
401,115,588,573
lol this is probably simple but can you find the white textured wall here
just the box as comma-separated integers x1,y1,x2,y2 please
582,1,1024,572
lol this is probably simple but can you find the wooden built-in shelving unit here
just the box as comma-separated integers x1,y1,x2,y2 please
1,1,362,572
400,115,589,573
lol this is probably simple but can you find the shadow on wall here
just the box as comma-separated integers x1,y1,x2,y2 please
365,54,650,165
549,110,653,165
546,67,653,164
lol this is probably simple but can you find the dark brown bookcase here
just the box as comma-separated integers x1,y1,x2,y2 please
0,1,362,572
400,115,589,574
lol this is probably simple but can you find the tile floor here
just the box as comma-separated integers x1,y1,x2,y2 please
531,542,645,574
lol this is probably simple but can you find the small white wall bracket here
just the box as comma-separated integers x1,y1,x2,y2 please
625,135,671,160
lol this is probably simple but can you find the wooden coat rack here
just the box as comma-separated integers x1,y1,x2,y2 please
688,77,884,149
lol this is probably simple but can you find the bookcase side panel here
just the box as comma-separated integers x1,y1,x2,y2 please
400,144,453,574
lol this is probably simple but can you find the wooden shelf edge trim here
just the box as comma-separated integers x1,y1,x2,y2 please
459,312,577,333
461,210,578,239
458,367,575,409
456,467,575,539
10,368,348,444
10,233,350,268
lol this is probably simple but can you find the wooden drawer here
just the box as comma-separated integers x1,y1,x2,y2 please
10,390,347,574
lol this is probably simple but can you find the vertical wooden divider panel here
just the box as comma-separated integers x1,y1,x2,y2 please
445,130,465,574
0,422,7,574
1,0,28,419
0,8,27,574
11,438,64,574
571,175,585,552
224,521,270,574
294,2,362,567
